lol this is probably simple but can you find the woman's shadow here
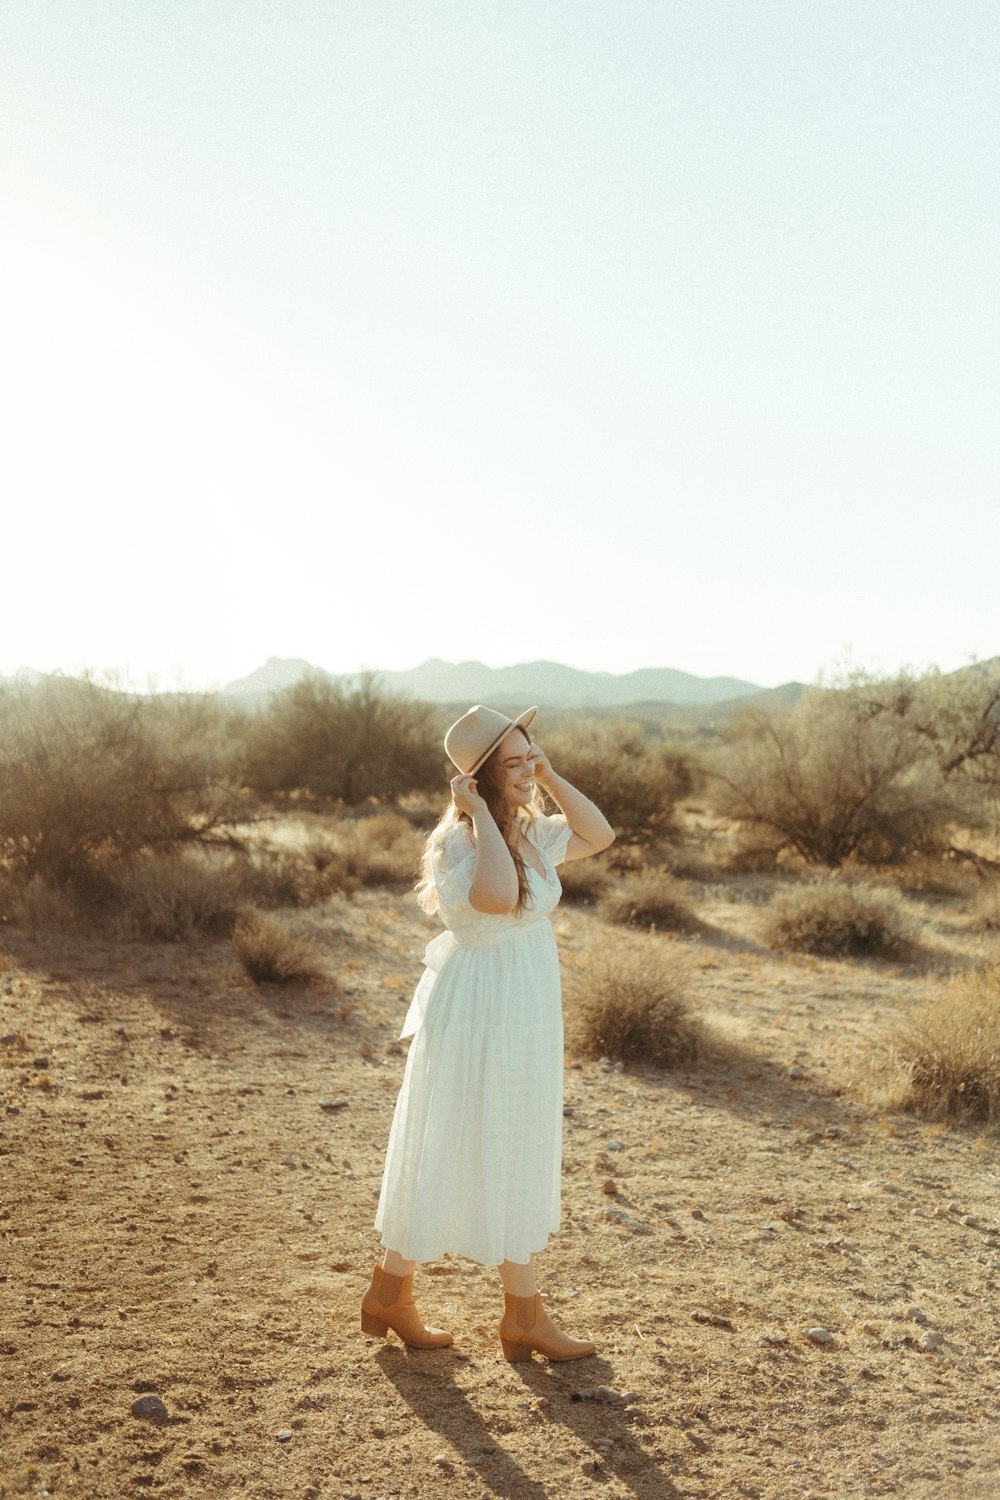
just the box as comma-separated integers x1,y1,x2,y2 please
377,1345,686,1499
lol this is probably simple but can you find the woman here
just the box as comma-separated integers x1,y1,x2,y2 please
362,704,615,1361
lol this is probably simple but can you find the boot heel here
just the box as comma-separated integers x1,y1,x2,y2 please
361,1310,389,1338
500,1338,533,1362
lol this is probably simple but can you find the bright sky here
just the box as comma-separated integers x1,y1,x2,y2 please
2,1,998,692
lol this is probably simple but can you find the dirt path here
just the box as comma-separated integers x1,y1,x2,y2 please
3,886,1000,1499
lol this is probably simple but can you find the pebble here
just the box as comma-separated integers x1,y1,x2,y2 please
604,1206,653,1235
905,1307,929,1326
130,1395,168,1424
787,1066,805,1079
432,1453,453,1470
275,1429,293,1442
920,1330,945,1351
803,1327,833,1345
581,1458,600,1476
601,1179,619,1196
604,1139,624,1152
319,1098,349,1112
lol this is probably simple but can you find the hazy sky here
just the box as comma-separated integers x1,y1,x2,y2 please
2,1,998,691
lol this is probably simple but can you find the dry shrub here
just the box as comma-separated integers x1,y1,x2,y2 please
542,721,697,843
968,887,1000,933
243,672,443,802
1,874,81,935
0,677,248,898
895,966,1000,1122
569,936,704,1068
889,855,977,899
111,851,247,940
326,811,423,888
712,682,976,868
232,912,326,985
556,859,610,904
600,871,700,933
764,875,914,958
721,834,784,875
242,846,353,907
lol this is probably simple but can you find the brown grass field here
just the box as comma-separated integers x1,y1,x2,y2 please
3,813,1000,1500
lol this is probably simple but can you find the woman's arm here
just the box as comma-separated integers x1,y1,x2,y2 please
451,774,519,913
530,746,616,862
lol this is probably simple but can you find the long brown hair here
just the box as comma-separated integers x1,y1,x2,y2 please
415,735,545,916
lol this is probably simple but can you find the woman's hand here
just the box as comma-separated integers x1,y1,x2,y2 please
526,742,555,788
451,774,489,817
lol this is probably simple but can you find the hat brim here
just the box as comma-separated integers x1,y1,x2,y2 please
469,706,538,774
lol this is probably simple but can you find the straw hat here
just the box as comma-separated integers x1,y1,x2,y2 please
444,704,538,776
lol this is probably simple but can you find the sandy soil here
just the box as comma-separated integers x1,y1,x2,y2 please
3,874,1000,1500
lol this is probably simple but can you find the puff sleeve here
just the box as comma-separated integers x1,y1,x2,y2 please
431,824,477,914
531,812,573,867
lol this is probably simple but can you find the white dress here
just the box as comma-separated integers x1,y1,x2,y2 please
374,812,573,1266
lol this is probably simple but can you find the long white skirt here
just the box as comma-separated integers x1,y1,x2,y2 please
375,922,564,1265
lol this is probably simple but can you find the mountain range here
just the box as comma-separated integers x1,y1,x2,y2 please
219,656,794,710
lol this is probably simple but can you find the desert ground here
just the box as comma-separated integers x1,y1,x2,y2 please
3,834,1000,1500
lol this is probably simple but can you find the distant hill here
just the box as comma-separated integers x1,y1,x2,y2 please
220,656,772,710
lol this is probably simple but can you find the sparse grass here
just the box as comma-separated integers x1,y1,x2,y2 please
763,875,915,959
600,870,701,933
231,912,327,985
894,965,1000,1122
568,935,705,1068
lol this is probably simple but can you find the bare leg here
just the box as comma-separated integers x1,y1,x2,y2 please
382,1247,417,1278
498,1257,537,1296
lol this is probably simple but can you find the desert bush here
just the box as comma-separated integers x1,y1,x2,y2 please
329,810,424,887
231,912,327,984
111,851,247,940
242,673,443,803
968,887,1000,933
889,855,977,899
542,720,697,843
870,664,1000,793
712,682,971,868
240,845,355,907
764,875,914,958
894,966,1000,1122
600,871,700,932
569,936,704,1067
0,873,81,934
0,677,248,897
556,859,610,904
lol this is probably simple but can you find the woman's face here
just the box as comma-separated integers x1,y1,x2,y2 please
492,728,537,809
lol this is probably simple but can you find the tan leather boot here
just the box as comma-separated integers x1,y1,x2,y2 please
499,1292,596,1362
360,1264,453,1349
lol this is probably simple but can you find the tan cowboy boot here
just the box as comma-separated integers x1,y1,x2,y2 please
499,1292,596,1362
360,1264,453,1349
